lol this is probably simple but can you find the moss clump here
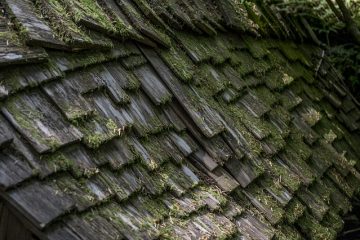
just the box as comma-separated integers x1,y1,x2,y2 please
323,129,337,143
107,118,127,137
123,71,141,91
194,64,227,95
34,0,92,44
85,133,107,149
274,225,303,240
79,117,125,149
120,0,171,48
321,210,344,233
176,32,231,64
285,198,306,223
0,30,21,46
279,90,302,110
43,152,73,172
288,130,313,161
266,124,287,151
301,107,322,127
282,73,294,85
159,163,199,193
253,86,278,107
327,168,354,197
133,115,166,138
193,185,228,208
4,96,62,151
244,184,285,224
63,0,116,33
222,104,263,155
297,211,337,240
68,108,93,126
277,41,311,67
140,137,169,170
220,0,260,34
158,45,195,83
288,62,315,83
98,0,139,38
137,196,168,221
242,36,271,59
120,55,147,70
269,160,302,193
264,69,287,90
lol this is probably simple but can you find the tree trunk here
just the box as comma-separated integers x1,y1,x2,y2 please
325,0,344,21
334,0,360,44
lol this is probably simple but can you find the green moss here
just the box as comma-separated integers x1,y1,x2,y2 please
270,105,291,124
193,64,227,95
68,108,93,125
121,55,147,70
49,50,109,71
235,51,261,76
43,152,73,172
268,49,289,67
253,86,278,107
121,0,171,48
266,124,287,151
279,91,302,110
124,72,141,91
34,0,92,44
194,185,228,208
158,45,195,83
1,6,29,45
136,196,168,221
327,168,354,197
265,69,288,90
228,51,244,66
288,130,313,161
268,160,302,193
79,117,125,149
303,83,324,101
222,104,263,155
242,36,271,59
176,32,231,64
64,0,116,32
159,94,172,105
159,212,237,240
0,30,21,46
286,198,306,223
297,211,337,240
277,41,311,67
140,137,170,170
85,133,106,149
232,104,271,138
287,62,315,83
310,179,333,204
133,115,166,138
321,210,344,233
4,97,61,151
244,183,285,223
301,107,322,127
274,225,302,240
323,129,337,143
159,162,198,192
99,203,160,237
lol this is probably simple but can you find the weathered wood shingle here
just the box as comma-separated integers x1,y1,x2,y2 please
0,0,360,239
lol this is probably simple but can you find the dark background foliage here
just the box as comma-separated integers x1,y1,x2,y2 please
252,0,360,99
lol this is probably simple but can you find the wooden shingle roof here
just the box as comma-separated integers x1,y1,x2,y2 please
1,0,360,239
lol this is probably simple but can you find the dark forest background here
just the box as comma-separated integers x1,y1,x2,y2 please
250,0,360,99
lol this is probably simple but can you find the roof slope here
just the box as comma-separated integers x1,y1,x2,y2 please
0,0,360,239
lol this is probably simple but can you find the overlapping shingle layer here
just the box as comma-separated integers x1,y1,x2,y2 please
1,0,360,239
